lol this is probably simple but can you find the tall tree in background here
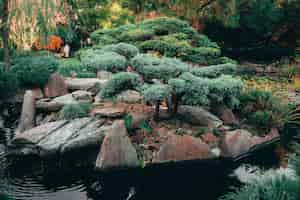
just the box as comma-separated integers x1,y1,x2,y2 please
1,0,10,71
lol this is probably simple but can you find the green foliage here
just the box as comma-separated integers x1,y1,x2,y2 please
238,89,298,132
206,75,243,108
124,114,133,133
81,50,127,72
100,43,139,59
179,72,210,106
131,54,189,82
168,78,186,95
10,55,58,88
99,72,142,98
291,144,300,177
59,102,92,120
0,71,18,100
142,84,171,103
219,174,300,200
57,58,95,77
91,17,228,65
190,63,237,78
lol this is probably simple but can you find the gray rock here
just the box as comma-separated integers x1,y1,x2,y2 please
95,120,139,170
38,118,91,156
72,90,93,102
65,78,107,94
116,90,142,104
18,90,36,133
178,106,223,128
92,107,126,118
61,120,107,153
10,118,106,157
13,120,68,145
97,70,113,80
36,94,77,112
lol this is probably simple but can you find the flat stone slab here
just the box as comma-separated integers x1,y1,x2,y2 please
65,78,107,92
10,118,107,157
92,107,126,118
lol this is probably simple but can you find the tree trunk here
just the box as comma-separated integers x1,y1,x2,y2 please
154,101,160,120
1,0,10,72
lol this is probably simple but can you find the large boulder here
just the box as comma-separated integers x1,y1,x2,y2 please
116,90,142,104
18,90,36,133
10,118,106,157
178,106,223,128
154,134,213,163
220,129,253,158
95,120,139,170
65,78,107,94
36,94,77,112
212,105,238,125
43,73,68,98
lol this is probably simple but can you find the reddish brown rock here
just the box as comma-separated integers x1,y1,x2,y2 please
31,88,44,99
201,133,219,147
130,112,151,129
212,105,238,125
220,129,253,157
43,73,68,98
154,134,213,163
95,120,139,170
251,128,279,146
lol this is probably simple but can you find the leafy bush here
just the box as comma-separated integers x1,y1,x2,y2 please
10,55,58,88
179,72,210,106
90,17,229,65
81,50,127,72
99,72,143,98
131,55,189,82
238,89,298,132
220,174,300,200
0,71,18,100
168,78,187,114
59,103,92,120
190,63,237,78
57,58,95,77
100,43,139,59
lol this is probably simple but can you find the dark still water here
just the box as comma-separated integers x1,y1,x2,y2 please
0,152,240,200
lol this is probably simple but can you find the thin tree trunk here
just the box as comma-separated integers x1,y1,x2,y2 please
154,101,160,120
2,0,10,71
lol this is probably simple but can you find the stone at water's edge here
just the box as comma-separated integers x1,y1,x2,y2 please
9,118,106,157
18,90,36,134
95,120,139,170
72,90,93,103
97,70,113,80
178,106,223,128
43,73,68,98
154,134,213,163
220,129,253,158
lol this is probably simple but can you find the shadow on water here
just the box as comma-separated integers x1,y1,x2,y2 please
0,140,280,200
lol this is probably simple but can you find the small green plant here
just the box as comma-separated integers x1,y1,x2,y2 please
59,103,92,120
175,128,185,136
124,114,134,134
194,127,210,137
99,72,143,98
10,55,58,88
138,120,153,134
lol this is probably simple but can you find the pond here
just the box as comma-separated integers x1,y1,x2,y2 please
0,103,279,200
